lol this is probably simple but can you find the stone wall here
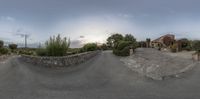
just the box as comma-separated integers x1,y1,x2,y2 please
21,51,100,67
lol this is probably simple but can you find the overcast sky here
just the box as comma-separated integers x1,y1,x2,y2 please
0,0,200,47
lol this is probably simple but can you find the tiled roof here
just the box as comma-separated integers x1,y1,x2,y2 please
152,34,174,42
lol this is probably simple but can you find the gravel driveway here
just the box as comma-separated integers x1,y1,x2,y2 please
0,51,200,99
121,48,198,80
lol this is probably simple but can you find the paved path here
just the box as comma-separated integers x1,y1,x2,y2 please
0,51,200,99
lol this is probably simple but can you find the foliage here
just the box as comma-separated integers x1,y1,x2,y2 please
124,34,136,42
192,40,200,52
78,48,86,53
83,43,97,51
9,44,18,50
100,44,108,50
170,44,177,53
107,33,137,56
107,33,124,48
0,40,4,48
124,34,138,49
0,48,9,55
36,48,47,56
138,41,147,48
45,34,70,56
18,50,35,55
113,47,130,56
117,41,131,50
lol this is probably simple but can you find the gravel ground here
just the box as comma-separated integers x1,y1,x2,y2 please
121,48,198,80
0,55,12,63
1,51,200,99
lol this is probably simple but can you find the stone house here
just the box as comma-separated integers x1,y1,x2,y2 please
151,34,175,48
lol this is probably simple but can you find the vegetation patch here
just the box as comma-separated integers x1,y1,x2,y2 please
107,33,137,56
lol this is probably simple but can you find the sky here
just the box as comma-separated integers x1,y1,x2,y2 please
0,0,200,48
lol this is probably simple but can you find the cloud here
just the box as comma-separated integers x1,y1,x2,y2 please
118,14,133,18
0,16,15,22
70,39,83,48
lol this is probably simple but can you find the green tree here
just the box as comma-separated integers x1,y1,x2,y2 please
9,44,18,50
124,34,138,49
124,34,136,42
83,43,97,51
107,33,124,48
100,43,108,50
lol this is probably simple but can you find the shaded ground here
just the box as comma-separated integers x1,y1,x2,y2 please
0,51,200,99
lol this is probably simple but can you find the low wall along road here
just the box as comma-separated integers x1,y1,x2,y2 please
21,51,100,68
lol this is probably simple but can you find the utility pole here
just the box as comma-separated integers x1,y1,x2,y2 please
16,33,30,48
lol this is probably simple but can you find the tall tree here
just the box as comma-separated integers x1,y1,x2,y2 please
107,33,123,48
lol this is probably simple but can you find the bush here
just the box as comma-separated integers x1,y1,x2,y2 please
9,44,18,50
45,34,70,56
0,48,9,55
78,48,86,53
117,41,131,50
18,50,35,55
170,44,177,53
83,43,97,51
101,44,108,50
113,46,130,56
184,46,192,51
0,40,3,48
192,40,200,52
36,48,47,56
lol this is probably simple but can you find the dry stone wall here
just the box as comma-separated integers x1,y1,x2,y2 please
21,51,100,67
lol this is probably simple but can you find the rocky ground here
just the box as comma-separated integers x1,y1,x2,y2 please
121,48,198,80
0,55,11,63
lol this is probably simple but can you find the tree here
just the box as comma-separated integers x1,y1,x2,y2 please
124,34,136,42
107,33,123,48
124,34,138,49
9,44,18,50
83,43,97,51
0,40,4,48
101,43,108,50
107,33,137,56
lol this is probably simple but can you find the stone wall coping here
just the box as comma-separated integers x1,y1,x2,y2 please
21,51,100,68
21,51,98,58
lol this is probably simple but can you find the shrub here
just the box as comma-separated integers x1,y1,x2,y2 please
45,34,70,56
101,44,108,50
9,44,18,50
78,48,86,53
83,43,97,51
192,40,200,53
36,48,47,56
18,50,35,55
170,44,177,53
117,41,131,50
0,48,9,55
113,46,130,56
0,40,4,48
184,46,192,51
